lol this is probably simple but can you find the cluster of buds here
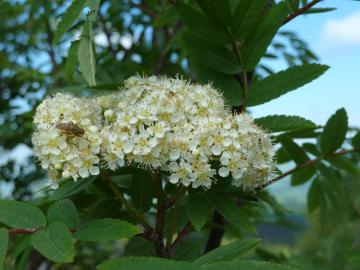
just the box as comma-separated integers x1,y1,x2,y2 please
32,76,275,190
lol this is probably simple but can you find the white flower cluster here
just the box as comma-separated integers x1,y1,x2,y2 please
32,93,102,187
32,76,275,190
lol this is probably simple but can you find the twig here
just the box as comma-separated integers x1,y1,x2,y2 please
167,221,192,255
241,70,249,110
257,147,360,191
204,211,226,253
45,19,58,73
284,0,322,25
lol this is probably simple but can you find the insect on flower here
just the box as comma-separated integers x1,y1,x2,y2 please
56,122,85,138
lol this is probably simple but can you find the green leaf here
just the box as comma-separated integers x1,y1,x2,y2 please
302,143,321,156
177,4,229,45
78,20,96,86
183,34,240,75
153,7,178,28
242,2,288,70
186,193,208,230
287,0,300,10
196,0,232,29
255,115,316,132
14,247,31,270
320,108,348,153
232,0,268,40
305,7,336,14
53,0,87,44
49,177,96,201
247,64,329,106
130,169,155,212
352,131,360,148
75,218,140,241
65,40,79,83
317,164,347,213
280,128,319,139
0,200,46,229
11,236,30,261
194,239,259,265
194,48,241,75
327,156,360,175
172,239,204,261
191,60,242,106
280,137,309,165
30,222,74,263
291,167,316,186
206,193,254,232
124,236,154,257
0,228,8,270
47,199,79,229
257,191,288,214
202,259,295,270
86,0,100,21
307,178,322,212
97,257,200,270
309,164,347,229
275,147,291,164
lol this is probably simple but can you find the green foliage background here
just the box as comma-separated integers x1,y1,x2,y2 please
0,0,360,269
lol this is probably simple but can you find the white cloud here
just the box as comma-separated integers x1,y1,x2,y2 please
322,9,360,49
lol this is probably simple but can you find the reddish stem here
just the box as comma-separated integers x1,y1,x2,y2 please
257,147,360,191
8,228,77,236
284,0,322,25
167,221,193,255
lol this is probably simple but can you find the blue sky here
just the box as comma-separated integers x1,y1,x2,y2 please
252,0,360,127
257,0,360,207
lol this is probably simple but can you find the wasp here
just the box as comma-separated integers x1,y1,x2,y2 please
56,122,85,138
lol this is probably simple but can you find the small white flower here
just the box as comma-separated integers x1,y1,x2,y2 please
218,167,229,177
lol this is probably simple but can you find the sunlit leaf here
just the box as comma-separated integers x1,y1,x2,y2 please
194,239,259,265
247,64,329,106
255,115,316,132
31,222,74,263
0,200,46,229
78,20,96,86
75,218,140,241
47,199,80,228
65,40,79,83
242,2,288,70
